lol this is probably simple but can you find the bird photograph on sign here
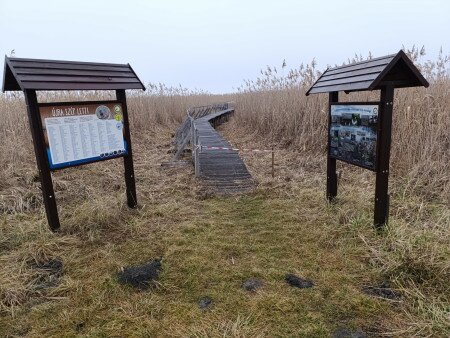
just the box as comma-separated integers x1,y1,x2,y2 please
0,0,448,337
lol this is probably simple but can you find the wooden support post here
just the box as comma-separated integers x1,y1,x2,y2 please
271,146,275,178
24,90,60,231
374,86,394,227
116,90,137,208
327,91,339,201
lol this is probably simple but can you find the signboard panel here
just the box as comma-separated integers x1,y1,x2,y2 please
39,101,127,170
329,103,379,171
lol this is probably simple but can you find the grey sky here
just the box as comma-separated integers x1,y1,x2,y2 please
1,0,448,93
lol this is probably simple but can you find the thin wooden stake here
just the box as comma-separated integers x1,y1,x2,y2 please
271,146,275,178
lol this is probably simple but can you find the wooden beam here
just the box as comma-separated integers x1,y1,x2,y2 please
374,85,394,227
327,92,339,201
116,90,138,208
24,89,60,231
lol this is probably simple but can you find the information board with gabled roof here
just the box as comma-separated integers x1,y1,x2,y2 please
2,56,145,232
306,50,429,228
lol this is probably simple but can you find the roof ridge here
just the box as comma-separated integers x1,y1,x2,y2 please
326,53,397,72
7,56,128,67
306,51,428,95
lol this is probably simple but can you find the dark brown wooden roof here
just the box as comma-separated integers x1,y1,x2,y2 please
2,56,145,92
306,50,429,95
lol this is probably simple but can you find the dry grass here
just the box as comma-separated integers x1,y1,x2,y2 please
0,47,449,336
219,122,449,337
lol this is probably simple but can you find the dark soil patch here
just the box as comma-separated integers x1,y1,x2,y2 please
332,328,367,338
362,282,401,300
198,296,213,310
30,258,64,289
75,321,85,332
117,259,161,290
285,273,314,288
31,258,64,274
241,278,263,292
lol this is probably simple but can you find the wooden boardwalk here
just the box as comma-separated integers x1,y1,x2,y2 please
192,109,255,194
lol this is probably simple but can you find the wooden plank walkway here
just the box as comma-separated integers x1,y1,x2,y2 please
193,109,255,194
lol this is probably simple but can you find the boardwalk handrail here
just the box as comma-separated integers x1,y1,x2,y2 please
172,102,234,161
171,102,254,193
187,102,232,119
191,107,235,177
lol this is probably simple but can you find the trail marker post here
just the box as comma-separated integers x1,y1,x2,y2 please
2,57,145,231
306,51,429,228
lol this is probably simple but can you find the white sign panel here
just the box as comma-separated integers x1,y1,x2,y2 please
39,102,127,169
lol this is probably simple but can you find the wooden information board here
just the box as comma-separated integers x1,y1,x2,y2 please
306,51,429,228
2,56,145,231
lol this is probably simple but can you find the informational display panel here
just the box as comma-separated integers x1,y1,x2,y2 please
39,101,127,170
329,103,379,171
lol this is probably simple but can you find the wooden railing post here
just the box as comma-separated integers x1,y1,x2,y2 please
194,128,200,177
191,117,195,162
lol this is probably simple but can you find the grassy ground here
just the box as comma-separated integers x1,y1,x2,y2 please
0,122,449,337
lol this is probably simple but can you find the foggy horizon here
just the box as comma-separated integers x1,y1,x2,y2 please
1,0,449,93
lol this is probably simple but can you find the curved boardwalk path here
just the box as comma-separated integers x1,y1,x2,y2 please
184,106,254,194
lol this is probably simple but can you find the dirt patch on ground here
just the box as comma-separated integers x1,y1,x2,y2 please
117,259,162,290
198,296,213,310
30,258,64,290
241,278,263,292
362,282,401,300
285,273,314,289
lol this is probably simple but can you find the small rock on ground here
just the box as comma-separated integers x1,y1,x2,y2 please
285,273,314,288
242,278,263,292
332,328,366,338
198,296,213,310
117,259,161,290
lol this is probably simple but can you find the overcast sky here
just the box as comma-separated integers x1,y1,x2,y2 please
1,0,448,93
